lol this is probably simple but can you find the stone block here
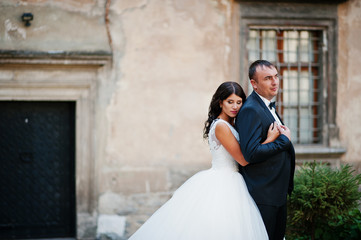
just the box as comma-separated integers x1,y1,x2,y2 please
100,168,169,194
96,214,126,240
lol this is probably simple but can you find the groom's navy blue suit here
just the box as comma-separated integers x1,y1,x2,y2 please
235,91,295,239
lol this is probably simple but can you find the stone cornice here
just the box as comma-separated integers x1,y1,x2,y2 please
0,50,112,66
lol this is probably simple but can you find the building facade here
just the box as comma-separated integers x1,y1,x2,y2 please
0,0,360,239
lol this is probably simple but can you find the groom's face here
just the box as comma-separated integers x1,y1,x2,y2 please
250,65,279,101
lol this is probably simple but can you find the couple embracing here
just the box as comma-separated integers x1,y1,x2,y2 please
129,60,295,240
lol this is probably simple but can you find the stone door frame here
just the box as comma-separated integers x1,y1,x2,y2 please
0,53,111,216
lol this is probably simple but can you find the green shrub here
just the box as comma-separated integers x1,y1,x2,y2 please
286,162,361,240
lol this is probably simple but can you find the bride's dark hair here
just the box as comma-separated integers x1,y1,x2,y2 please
203,81,246,139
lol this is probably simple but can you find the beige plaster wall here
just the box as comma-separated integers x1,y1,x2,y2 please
338,0,361,168
98,0,235,235
101,0,232,192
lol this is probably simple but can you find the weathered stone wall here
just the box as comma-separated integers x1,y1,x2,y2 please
337,0,361,172
1,0,234,238
0,0,110,52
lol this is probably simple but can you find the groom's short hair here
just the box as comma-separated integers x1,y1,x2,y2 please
249,60,275,81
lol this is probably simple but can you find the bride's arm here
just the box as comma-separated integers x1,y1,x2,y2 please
215,122,249,166
215,122,281,166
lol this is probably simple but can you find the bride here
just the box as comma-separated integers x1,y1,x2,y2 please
129,81,280,240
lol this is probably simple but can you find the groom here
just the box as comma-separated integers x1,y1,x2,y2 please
235,60,295,240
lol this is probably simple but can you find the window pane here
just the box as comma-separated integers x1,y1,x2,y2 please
299,71,310,104
283,108,298,143
284,31,298,63
300,31,313,62
300,108,312,143
248,30,260,62
262,30,277,62
283,70,298,104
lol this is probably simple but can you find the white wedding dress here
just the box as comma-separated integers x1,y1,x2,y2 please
129,119,268,240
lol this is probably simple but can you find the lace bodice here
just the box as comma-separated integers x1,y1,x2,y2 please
208,119,239,171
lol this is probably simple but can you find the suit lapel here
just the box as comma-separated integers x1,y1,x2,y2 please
250,91,276,124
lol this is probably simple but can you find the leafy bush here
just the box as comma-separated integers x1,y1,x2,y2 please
286,162,361,240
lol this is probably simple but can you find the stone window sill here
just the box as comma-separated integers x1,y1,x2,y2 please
295,145,346,160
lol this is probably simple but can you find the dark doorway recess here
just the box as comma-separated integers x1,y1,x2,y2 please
0,101,76,239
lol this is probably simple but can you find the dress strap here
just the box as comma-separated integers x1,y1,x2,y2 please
211,119,233,130
210,119,239,141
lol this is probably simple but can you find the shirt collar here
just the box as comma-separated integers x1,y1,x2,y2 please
254,91,271,108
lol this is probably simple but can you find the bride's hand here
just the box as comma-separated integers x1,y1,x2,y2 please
262,122,280,144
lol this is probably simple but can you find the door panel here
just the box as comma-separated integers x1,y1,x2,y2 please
0,101,76,239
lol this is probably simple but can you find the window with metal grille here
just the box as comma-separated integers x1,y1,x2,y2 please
247,28,324,144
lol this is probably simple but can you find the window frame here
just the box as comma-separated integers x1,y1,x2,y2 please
237,2,346,160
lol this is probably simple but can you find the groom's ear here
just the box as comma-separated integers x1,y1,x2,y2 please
250,79,257,90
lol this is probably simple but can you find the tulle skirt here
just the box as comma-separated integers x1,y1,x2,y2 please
129,167,268,240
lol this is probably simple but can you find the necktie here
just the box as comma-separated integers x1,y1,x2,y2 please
269,101,276,110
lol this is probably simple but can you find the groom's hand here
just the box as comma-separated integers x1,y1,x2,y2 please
277,124,291,141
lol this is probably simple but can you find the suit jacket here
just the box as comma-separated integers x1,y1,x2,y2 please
235,91,295,207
